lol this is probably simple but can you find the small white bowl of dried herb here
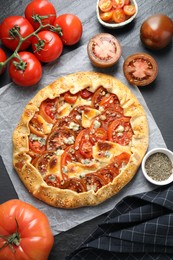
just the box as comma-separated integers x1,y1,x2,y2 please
142,148,173,186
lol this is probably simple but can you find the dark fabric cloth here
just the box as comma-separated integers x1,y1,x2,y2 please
67,184,173,260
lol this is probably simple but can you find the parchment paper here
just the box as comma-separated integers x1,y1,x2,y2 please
0,45,166,235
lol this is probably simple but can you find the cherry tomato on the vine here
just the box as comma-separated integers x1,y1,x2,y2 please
32,31,63,63
25,0,56,30
54,14,83,46
0,48,7,75
9,52,42,87
0,16,34,51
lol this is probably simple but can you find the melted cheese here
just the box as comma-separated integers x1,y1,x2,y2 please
82,108,101,128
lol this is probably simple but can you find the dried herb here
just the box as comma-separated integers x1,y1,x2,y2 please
145,152,173,181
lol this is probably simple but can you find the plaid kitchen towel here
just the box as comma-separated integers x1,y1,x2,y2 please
67,184,173,260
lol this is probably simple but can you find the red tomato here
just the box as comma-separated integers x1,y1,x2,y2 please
87,33,122,68
89,127,107,144
32,31,63,63
29,135,46,154
39,98,59,124
123,5,136,16
112,9,126,23
54,14,83,46
67,178,87,193
9,52,42,87
0,48,7,75
108,117,133,145
98,0,113,12
123,53,158,86
100,10,114,22
112,0,125,8
0,16,34,51
75,129,93,160
85,172,107,192
64,91,78,104
25,0,56,29
0,199,53,260
79,89,93,99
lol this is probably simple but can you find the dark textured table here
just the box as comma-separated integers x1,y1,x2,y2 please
0,1,173,259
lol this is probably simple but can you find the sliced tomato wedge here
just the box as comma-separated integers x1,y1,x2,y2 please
39,98,59,124
98,0,113,12
108,117,133,145
47,128,75,151
75,129,93,160
113,9,126,23
63,91,78,104
33,151,57,175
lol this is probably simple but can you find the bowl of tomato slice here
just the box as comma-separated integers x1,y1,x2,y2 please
96,0,138,28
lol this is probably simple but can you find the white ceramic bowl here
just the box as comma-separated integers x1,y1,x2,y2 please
96,0,138,29
142,148,173,186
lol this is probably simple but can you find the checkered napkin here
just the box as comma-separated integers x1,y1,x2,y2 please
67,184,173,260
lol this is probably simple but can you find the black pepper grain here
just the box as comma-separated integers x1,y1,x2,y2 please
145,152,173,181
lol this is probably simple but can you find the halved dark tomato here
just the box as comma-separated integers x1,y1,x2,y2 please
123,53,158,87
87,33,122,68
63,91,78,104
75,129,93,160
108,117,133,145
39,98,59,124
29,135,46,154
47,128,75,151
79,89,93,99
67,178,87,193
85,172,107,192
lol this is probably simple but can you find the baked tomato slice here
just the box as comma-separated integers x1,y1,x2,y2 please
44,174,61,187
79,89,93,99
63,91,78,104
61,145,77,170
75,129,93,160
39,98,59,124
29,134,46,154
69,105,92,124
123,53,158,86
111,152,131,168
108,117,133,145
53,116,82,134
47,128,75,151
29,113,52,137
96,166,116,184
67,178,87,193
85,172,107,192
92,86,108,108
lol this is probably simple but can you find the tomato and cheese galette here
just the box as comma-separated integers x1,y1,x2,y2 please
13,72,148,208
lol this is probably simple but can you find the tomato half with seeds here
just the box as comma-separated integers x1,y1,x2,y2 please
39,98,59,124
108,117,133,145
0,199,53,260
100,10,114,22
87,33,122,68
98,0,113,12
112,9,126,24
123,53,158,86
112,0,125,8
123,5,136,16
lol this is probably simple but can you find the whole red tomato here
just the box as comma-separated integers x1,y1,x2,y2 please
0,16,34,51
9,52,42,87
0,199,54,260
32,31,63,63
54,14,83,46
0,48,7,75
25,0,56,29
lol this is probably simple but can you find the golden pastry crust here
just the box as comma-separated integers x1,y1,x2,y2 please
13,72,149,208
